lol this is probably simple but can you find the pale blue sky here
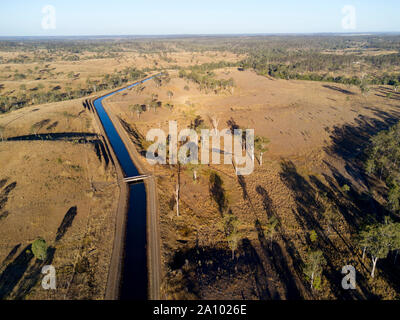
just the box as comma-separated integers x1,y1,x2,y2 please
0,0,399,36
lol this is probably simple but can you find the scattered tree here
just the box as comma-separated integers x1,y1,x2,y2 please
393,81,399,92
153,77,162,88
358,221,400,278
175,183,180,217
254,135,269,166
309,230,318,243
32,238,48,261
264,215,279,247
341,184,351,194
365,122,400,214
165,103,174,111
186,163,199,181
359,81,370,96
130,104,143,119
304,249,326,290
209,115,220,135
31,119,51,135
223,211,241,260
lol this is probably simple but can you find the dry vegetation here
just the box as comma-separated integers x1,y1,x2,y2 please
0,99,119,299
107,67,400,300
1,35,400,300
0,42,244,300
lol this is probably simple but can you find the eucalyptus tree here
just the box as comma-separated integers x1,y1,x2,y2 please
130,104,143,119
359,81,370,96
254,135,269,166
304,250,326,290
150,100,161,113
365,122,400,214
358,221,400,278
153,77,162,88
393,80,399,92
165,103,174,111
208,115,220,135
223,211,240,260
265,215,279,247
175,181,180,217
185,163,200,181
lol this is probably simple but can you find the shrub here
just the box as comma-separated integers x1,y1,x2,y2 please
32,238,48,261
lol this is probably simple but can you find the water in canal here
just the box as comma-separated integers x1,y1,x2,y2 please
93,75,160,300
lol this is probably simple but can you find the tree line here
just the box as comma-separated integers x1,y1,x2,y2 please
0,67,145,114
240,51,400,87
178,66,235,94
359,122,400,278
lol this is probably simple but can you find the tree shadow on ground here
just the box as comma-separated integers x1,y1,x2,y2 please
227,118,240,133
378,252,400,294
94,140,110,167
279,160,325,236
0,211,9,221
255,186,279,221
237,175,249,200
322,85,356,95
119,118,147,156
310,172,388,299
0,245,33,299
6,132,98,143
1,181,17,199
46,121,59,131
374,87,400,101
209,172,228,215
0,244,57,300
83,100,92,112
323,110,400,224
0,205,77,299
0,181,17,221
325,112,400,189
0,244,21,272
254,219,302,299
322,110,400,223
255,185,310,298
169,239,277,300
0,178,8,189
5,132,108,168
277,108,400,298
12,247,56,300
278,159,381,299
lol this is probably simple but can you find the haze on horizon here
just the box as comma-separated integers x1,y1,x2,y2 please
1,0,400,37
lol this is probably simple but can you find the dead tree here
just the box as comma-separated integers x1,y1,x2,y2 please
175,183,180,217
209,115,220,135
175,164,181,217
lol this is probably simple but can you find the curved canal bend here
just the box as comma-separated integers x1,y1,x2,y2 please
93,75,160,300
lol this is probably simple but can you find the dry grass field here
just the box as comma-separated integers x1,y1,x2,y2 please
0,50,242,98
0,48,244,300
0,98,119,299
1,36,400,300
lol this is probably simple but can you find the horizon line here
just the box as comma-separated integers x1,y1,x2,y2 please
1,31,400,40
